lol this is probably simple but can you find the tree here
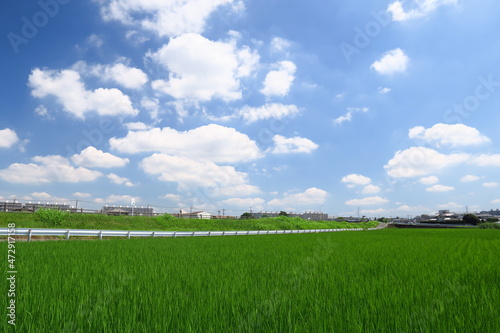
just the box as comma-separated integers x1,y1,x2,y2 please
463,214,480,225
240,212,254,219
278,211,288,217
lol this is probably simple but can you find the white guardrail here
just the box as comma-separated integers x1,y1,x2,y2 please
0,226,384,241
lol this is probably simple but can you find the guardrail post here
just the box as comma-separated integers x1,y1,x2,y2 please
127,231,131,239
151,232,155,238
173,232,176,238
191,231,195,237
66,230,70,240
222,231,225,236
28,229,32,242
247,231,249,235
99,231,103,240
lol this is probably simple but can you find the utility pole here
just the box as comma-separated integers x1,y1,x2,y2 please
222,208,225,218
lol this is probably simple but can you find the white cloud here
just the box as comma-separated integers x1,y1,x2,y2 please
76,61,148,89
219,197,265,208
28,68,138,119
472,154,500,167
437,202,463,209
107,173,135,187
73,192,92,198
149,33,259,102
341,174,372,186
125,122,152,131
426,185,455,192
345,196,389,206
141,97,161,121
140,153,249,190
34,105,51,119
271,37,291,52
371,48,409,75
94,195,137,205
99,0,234,38
334,107,368,125
362,185,381,194
483,182,500,188
29,192,67,202
385,147,469,178
409,123,490,147
261,61,297,97
0,155,102,183
269,135,319,154
378,87,392,94
460,175,481,182
0,128,19,148
110,124,262,163
387,0,457,22
237,103,299,123
419,176,439,185
492,199,500,204
268,188,328,208
71,147,129,168
159,194,182,202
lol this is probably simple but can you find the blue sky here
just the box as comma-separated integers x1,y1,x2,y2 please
1,0,500,217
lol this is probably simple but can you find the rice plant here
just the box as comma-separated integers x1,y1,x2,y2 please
2,229,499,332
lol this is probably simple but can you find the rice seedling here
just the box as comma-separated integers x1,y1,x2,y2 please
1,229,499,332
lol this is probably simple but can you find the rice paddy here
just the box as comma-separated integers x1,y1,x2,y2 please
2,228,499,332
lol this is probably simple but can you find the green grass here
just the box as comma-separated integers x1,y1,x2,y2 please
0,212,378,231
1,229,499,332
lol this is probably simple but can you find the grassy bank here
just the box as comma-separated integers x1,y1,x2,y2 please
1,229,499,332
0,212,378,231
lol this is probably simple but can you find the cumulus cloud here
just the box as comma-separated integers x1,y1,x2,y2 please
362,185,381,194
472,154,500,167
460,175,481,182
140,153,249,190
268,188,328,208
483,182,500,188
75,61,148,89
269,135,319,154
237,103,299,123
99,0,234,38
271,37,291,52
110,124,262,163
124,122,152,131
0,128,19,148
341,174,372,186
409,123,490,147
426,185,455,192
345,196,389,206
334,107,368,125
149,33,259,102
71,147,129,168
159,194,182,202
371,48,409,75
107,173,135,187
387,0,457,22
28,68,138,119
385,147,469,178
419,176,439,185
261,61,297,97
0,155,102,183
73,192,92,198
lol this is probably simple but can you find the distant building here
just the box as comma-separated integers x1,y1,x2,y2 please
0,201,71,212
173,211,212,219
102,205,154,216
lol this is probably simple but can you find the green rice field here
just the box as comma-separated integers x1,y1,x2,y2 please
2,228,499,332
